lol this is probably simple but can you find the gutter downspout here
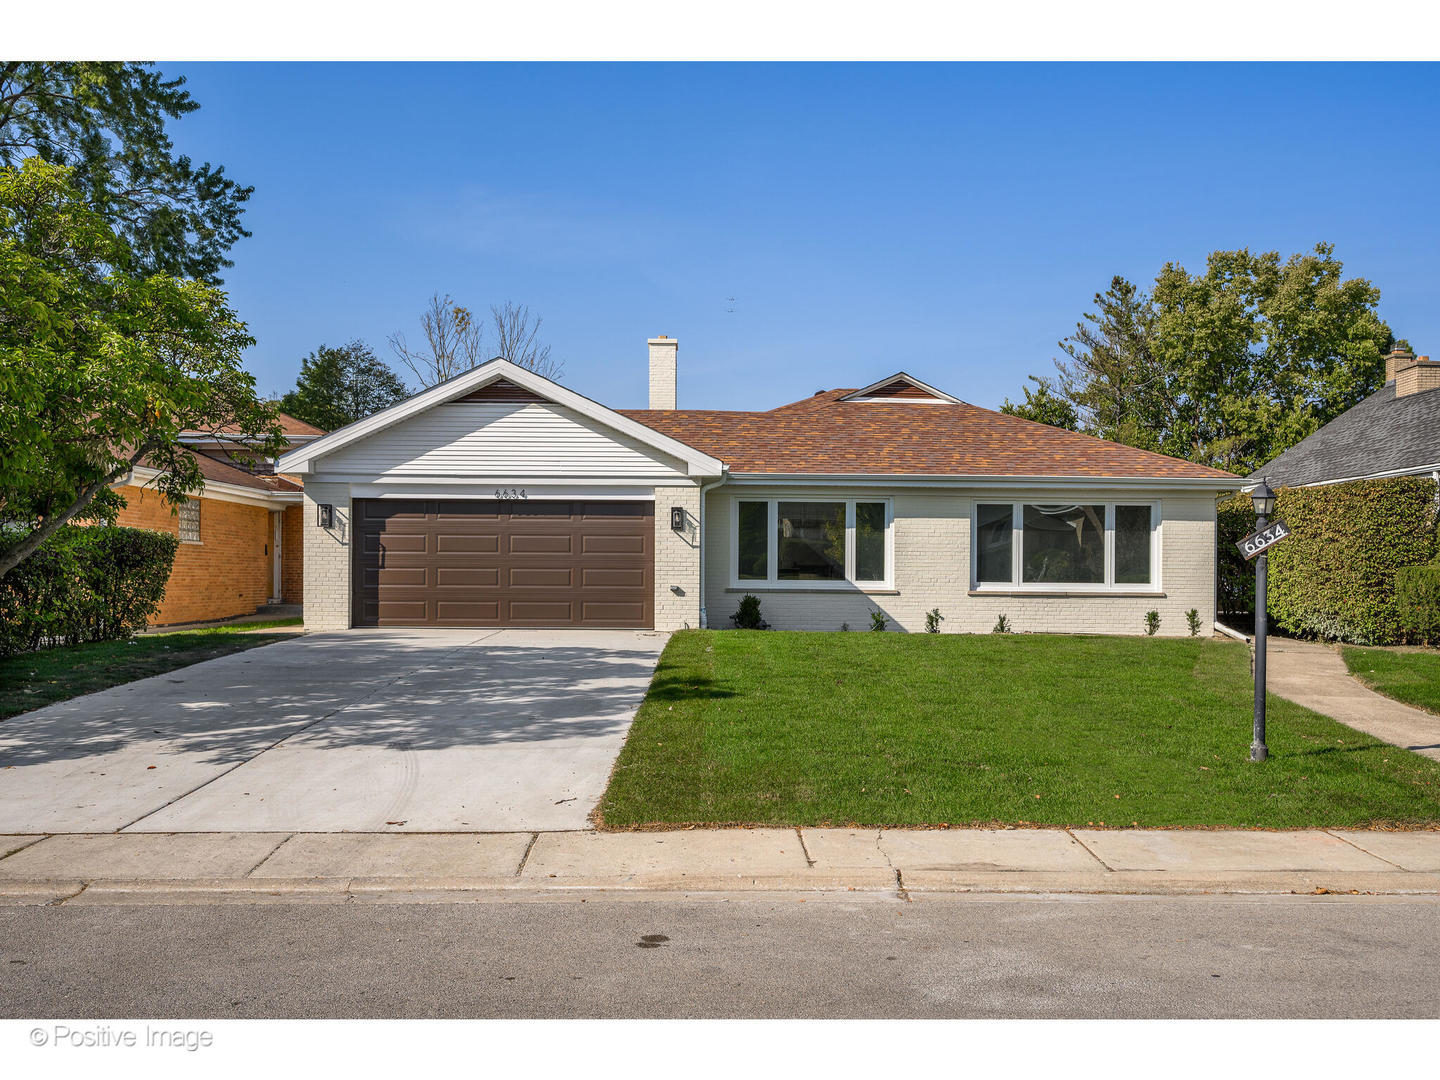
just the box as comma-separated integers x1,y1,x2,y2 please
696,473,728,629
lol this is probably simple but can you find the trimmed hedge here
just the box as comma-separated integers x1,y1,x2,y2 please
0,525,179,656
1260,477,1439,645
1217,492,1256,620
1395,564,1440,644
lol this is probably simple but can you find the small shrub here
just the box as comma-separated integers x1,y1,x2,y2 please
1395,564,1440,643
924,608,944,633
1186,608,1201,637
0,525,179,656
730,593,768,630
1144,610,1160,636
992,613,1011,634
869,609,888,632
839,622,850,632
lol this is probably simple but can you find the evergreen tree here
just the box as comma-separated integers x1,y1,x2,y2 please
0,62,251,282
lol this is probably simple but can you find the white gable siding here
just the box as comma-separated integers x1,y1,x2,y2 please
315,402,690,479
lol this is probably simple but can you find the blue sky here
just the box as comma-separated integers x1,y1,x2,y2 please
167,62,1439,412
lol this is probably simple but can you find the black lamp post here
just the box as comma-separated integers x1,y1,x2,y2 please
1250,479,1276,763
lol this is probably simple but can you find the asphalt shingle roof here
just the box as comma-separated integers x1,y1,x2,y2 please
137,447,303,494
619,391,1238,481
1250,382,1440,486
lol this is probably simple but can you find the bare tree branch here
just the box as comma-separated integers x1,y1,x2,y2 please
490,301,563,381
389,294,563,388
388,292,486,389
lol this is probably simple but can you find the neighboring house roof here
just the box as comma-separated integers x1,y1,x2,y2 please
274,412,327,438
619,389,1238,482
133,446,304,496
179,411,327,444
1249,382,1440,487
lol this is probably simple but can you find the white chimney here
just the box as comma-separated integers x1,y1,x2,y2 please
648,335,677,410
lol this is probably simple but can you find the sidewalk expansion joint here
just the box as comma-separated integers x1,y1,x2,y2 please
0,836,49,863
242,833,297,878
1066,828,1114,871
795,828,815,867
515,832,540,876
1324,829,1407,870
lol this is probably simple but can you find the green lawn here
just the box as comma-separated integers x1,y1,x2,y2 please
0,619,302,721
1342,646,1440,715
599,630,1440,829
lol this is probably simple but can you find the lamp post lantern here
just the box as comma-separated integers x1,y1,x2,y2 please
1249,480,1276,763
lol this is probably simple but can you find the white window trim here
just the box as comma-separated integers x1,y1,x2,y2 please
969,499,1162,593
730,496,895,590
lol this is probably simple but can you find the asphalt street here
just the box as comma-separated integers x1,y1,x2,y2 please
1,893,1437,1018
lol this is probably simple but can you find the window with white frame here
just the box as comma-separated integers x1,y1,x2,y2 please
972,501,1158,590
178,499,201,544
733,498,892,588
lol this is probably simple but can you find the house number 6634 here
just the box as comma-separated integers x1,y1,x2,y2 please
495,488,527,500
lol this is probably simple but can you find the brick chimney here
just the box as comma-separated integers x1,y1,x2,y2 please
1396,353,1440,399
648,335,677,410
1385,344,1415,383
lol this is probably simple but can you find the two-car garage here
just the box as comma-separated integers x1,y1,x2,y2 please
352,499,655,628
280,358,724,633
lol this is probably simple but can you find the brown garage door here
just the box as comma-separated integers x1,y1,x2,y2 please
352,499,654,628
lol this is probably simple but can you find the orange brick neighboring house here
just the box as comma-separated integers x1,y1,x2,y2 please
112,413,323,626
281,504,304,605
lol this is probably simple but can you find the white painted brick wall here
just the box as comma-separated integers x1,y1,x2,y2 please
703,487,1219,637
654,484,701,630
301,482,352,631
648,337,677,411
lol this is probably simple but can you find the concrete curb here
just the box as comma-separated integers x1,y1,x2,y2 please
1,827,1439,904
1,871,1436,905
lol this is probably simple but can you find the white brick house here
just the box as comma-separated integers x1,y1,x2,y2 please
278,338,1240,636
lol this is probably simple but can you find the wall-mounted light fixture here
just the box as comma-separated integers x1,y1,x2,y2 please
317,503,335,529
670,506,686,531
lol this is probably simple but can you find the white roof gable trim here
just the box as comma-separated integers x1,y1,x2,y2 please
839,371,962,404
277,358,726,478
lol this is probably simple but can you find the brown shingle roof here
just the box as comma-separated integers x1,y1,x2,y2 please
182,412,327,440
274,412,327,438
137,447,303,494
618,392,1238,481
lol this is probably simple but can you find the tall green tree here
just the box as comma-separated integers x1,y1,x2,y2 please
1000,375,1080,430
1014,245,1392,474
1053,275,1168,451
280,341,409,432
0,159,282,578
0,62,251,282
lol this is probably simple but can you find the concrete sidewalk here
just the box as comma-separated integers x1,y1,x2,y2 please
1268,638,1440,761
1,828,1437,904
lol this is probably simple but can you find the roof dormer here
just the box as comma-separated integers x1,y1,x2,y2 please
838,372,960,404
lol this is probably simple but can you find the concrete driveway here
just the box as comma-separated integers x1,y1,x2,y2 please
0,629,666,833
